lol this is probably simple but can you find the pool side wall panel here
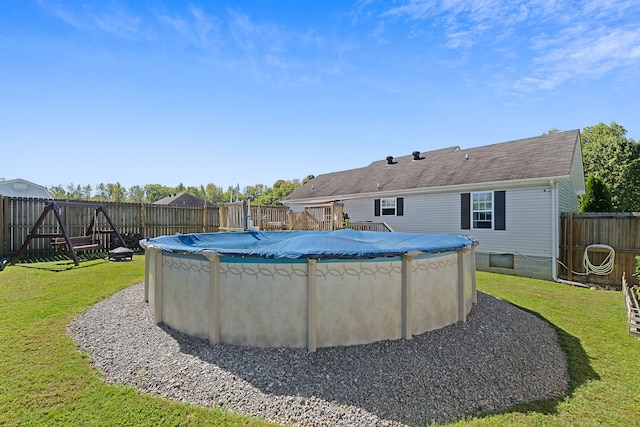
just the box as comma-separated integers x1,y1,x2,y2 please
219,261,308,348
315,260,403,348
145,245,477,350
411,252,459,335
161,255,210,340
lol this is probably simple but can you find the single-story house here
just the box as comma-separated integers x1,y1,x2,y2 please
153,192,214,207
0,178,53,199
283,130,585,281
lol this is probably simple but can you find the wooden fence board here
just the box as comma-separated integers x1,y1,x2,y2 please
0,196,220,257
623,275,640,336
560,212,640,287
0,197,5,257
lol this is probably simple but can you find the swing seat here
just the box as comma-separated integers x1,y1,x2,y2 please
51,236,103,252
11,201,126,267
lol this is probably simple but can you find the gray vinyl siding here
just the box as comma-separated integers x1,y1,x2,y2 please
287,203,306,213
558,179,579,214
558,145,583,214
344,185,553,257
472,186,553,257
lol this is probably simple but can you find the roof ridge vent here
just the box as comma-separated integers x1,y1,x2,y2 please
412,151,425,160
386,156,397,165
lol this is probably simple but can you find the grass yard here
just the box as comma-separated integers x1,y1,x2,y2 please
0,257,638,426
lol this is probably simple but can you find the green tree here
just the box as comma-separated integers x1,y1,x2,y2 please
64,183,91,200
255,179,301,205
581,122,628,146
580,174,613,212
144,184,174,203
128,185,145,203
49,185,67,199
204,183,226,203
105,182,127,202
94,183,109,201
580,122,640,212
243,184,267,201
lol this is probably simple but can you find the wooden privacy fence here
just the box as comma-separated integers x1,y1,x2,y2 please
219,202,351,232
288,204,345,231
349,221,394,232
219,203,291,231
0,196,220,258
2,197,400,259
559,212,640,287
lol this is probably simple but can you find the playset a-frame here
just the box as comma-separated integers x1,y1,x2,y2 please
11,201,126,266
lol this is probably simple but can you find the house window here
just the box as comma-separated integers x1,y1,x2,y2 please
374,197,404,216
461,191,505,231
472,192,493,229
381,198,396,215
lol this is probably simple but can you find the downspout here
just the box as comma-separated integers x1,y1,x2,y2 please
549,179,558,281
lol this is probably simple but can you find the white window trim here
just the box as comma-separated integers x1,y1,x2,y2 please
471,191,493,230
380,197,396,216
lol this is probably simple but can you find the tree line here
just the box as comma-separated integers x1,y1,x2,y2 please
44,175,315,206
573,122,638,212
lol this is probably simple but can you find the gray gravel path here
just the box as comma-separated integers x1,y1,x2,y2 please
67,283,568,426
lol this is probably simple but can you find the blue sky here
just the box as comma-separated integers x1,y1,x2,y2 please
1,0,639,192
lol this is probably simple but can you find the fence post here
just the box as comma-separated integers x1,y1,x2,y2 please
0,196,5,258
567,212,573,282
220,205,227,230
203,205,207,233
140,202,146,237
256,205,262,229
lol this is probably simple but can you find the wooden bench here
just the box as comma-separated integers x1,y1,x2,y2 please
51,236,103,253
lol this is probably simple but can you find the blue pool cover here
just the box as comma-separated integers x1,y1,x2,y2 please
141,229,477,260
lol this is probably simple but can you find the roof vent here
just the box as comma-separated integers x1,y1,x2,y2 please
386,156,397,165
412,151,424,160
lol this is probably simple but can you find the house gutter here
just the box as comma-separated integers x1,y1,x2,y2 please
284,175,572,206
549,179,558,281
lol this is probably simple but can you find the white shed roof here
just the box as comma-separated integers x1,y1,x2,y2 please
0,179,53,199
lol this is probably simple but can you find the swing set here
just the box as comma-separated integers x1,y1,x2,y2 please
10,201,126,266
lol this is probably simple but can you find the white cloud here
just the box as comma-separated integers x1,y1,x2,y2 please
520,26,640,90
366,0,640,93
382,1,438,20
189,6,217,48
90,9,142,38
35,0,150,40
35,0,86,29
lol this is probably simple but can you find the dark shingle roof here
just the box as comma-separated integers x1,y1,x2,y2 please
153,192,213,207
285,130,580,202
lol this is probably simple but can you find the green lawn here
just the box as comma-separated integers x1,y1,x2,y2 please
1,257,638,426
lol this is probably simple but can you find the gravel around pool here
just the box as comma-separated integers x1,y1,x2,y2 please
67,283,569,426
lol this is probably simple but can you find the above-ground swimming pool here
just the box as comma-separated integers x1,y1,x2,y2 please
141,229,478,351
